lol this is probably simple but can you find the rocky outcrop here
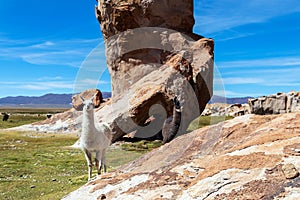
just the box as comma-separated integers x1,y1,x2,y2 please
72,89,105,111
95,0,196,41
93,0,214,141
249,92,300,115
63,113,300,199
202,103,250,117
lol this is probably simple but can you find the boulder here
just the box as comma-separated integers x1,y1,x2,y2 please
72,89,104,111
63,113,300,199
249,92,300,115
94,0,214,141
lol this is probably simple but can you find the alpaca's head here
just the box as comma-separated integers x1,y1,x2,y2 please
81,96,95,112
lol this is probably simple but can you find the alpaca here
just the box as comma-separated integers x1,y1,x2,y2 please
162,97,182,143
80,96,112,181
2,113,9,121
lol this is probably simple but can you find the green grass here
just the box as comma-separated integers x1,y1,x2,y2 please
121,140,163,152
0,115,47,129
0,131,144,200
0,108,69,129
187,115,234,131
0,108,69,115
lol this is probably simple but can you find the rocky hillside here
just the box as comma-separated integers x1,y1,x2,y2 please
63,113,300,199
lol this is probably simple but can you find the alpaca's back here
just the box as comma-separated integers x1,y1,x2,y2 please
80,122,111,152
94,123,112,149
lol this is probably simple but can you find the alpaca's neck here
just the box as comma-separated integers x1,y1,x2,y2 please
82,109,95,134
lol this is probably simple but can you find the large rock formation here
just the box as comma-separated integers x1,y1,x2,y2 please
63,113,300,199
10,1,214,142
94,0,214,141
249,92,300,115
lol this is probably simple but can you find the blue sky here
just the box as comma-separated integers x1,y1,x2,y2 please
0,0,300,98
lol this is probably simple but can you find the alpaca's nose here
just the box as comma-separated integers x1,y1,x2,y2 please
87,104,93,110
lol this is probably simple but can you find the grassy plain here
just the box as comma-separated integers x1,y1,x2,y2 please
0,108,143,200
0,108,68,129
0,108,69,114
0,131,143,200
187,115,234,131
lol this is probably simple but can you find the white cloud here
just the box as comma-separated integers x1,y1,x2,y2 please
195,0,300,35
20,81,75,91
0,77,111,93
218,63,300,87
37,76,63,81
263,82,300,87
217,57,300,68
213,90,263,98
72,78,110,93
0,37,105,68
76,79,109,86
215,32,255,42
0,79,73,91
20,50,84,67
219,77,263,85
79,43,107,72
30,41,55,48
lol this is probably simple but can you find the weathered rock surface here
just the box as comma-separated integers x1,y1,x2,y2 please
96,0,196,40
202,103,250,117
249,92,300,115
72,88,105,111
94,0,214,141
63,113,300,199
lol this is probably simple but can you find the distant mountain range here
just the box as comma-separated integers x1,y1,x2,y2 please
0,93,251,108
0,92,112,108
209,95,253,104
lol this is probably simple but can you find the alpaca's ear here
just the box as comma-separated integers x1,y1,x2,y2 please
80,96,85,102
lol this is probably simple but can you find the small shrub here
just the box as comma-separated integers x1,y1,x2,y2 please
187,115,234,131
121,140,163,152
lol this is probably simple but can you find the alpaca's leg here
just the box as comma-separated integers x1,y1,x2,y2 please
95,150,103,175
84,149,93,181
101,149,107,173
95,156,100,175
